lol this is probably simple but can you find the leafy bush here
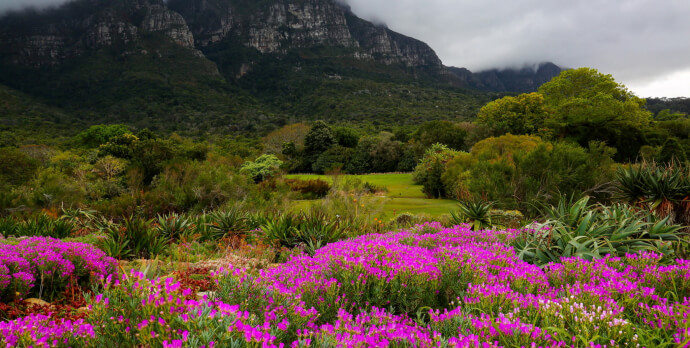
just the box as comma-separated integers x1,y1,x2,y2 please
240,154,283,183
441,135,615,213
513,196,684,266
413,143,459,198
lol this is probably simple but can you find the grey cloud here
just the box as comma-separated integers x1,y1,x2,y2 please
0,0,69,13
342,0,690,90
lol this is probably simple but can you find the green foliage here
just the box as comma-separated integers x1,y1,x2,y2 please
412,120,468,150
100,216,168,260
413,143,460,198
75,124,131,148
304,120,336,159
151,160,255,212
313,146,353,174
538,68,652,161
658,138,687,163
240,154,283,183
0,147,39,186
441,135,615,214
513,196,683,266
333,127,360,148
0,213,75,238
476,92,550,135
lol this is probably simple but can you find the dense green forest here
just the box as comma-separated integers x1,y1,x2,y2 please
2,67,689,221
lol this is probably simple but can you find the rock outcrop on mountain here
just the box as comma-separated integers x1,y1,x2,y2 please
0,0,200,67
167,0,443,69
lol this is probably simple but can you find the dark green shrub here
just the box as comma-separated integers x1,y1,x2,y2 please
284,178,331,198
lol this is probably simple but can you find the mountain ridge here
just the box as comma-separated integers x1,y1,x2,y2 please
0,0,562,136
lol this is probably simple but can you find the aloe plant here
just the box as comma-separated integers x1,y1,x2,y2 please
155,212,193,241
101,216,168,260
614,161,690,226
448,200,497,231
296,210,345,255
259,213,301,249
206,209,248,240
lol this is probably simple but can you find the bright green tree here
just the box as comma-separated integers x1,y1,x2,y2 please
538,68,652,161
240,154,283,182
476,92,551,136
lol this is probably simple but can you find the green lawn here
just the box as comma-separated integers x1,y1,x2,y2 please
286,173,458,218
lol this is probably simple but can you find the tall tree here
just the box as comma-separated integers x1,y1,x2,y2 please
304,121,336,159
538,68,652,161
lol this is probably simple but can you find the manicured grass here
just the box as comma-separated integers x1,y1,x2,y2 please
286,173,458,218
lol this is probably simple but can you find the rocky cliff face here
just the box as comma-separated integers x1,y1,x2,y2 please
168,0,443,68
0,0,559,93
0,0,200,66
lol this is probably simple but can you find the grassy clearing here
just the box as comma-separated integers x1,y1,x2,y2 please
286,173,458,218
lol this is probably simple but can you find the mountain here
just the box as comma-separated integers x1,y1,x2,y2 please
0,0,559,136
447,62,562,93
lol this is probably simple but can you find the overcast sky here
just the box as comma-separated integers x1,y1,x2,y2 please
341,0,690,98
2,0,689,97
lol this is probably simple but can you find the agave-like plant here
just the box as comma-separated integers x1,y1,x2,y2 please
155,212,194,241
448,200,496,231
296,210,345,255
259,213,301,249
206,209,248,240
102,216,168,260
514,196,684,266
614,161,690,226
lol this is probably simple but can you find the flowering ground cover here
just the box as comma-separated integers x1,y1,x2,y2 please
1,223,689,347
0,237,117,302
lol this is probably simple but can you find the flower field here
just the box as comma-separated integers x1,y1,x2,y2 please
1,223,689,347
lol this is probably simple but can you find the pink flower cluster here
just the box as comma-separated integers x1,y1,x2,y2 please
0,314,94,347
0,237,117,299
1,225,689,347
